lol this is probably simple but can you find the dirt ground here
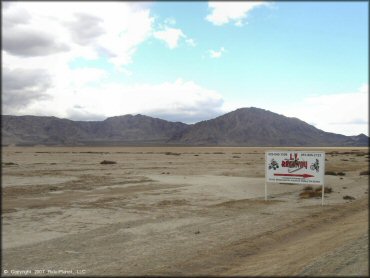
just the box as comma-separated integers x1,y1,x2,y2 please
1,146,369,276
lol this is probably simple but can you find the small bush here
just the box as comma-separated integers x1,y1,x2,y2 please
343,195,355,200
100,160,117,164
359,170,369,175
300,186,332,199
232,156,241,158
325,171,337,176
3,162,18,166
299,191,319,198
337,172,346,176
165,152,181,156
314,186,332,193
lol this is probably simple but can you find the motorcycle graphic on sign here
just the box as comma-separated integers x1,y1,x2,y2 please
310,159,320,172
268,159,279,170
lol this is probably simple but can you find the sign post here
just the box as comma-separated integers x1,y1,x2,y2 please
322,181,325,206
265,150,325,205
265,181,267,201
264,152,268,201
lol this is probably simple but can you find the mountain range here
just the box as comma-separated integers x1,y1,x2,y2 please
2,107,368,147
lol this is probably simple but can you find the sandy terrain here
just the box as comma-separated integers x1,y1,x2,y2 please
1,146,369,276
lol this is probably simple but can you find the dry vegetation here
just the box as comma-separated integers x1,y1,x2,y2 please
359,170,369,175
100,160,117,164
2,146,368,276
299,186,333,199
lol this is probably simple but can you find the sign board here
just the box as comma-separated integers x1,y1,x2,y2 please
265,151,325,185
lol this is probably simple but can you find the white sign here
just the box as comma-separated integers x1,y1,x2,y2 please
265,151,325,185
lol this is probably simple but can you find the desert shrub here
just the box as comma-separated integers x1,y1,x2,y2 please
3,162,18,166
325,171,337,176
299,191,319,198
343,195,355,200
359,170,369,175
323,187,332,193
314,186,332,193
300,186,332,199
213,152,225,154
165,152,181,156
233,156,241,158
337,172,346,176
299,191,311,198
100,160,117,164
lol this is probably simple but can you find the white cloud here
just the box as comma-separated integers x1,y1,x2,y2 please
69,68,108,88
209,47,226,58
206,1,269,26
153,27,185,49
2,2,205,123
294,84,368,135
14,79,224,123
359,84,368,94
164,17,176,26
2,2,154,70
186,38,196,47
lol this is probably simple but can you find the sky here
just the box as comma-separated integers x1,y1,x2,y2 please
2,1,369,136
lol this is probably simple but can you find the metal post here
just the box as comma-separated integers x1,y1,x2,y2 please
265,151,267,201
265,182,267,201
322,183,324,206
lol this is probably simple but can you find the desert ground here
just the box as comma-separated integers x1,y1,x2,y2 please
2,146,369,276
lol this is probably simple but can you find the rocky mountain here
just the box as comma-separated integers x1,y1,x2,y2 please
170,107,368,146
1,107,368,146
1,114,188,146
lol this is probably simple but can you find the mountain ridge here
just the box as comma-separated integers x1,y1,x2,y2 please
2,107,368,147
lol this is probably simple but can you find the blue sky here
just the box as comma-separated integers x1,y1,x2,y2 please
136,2,368,99
2,1,368,135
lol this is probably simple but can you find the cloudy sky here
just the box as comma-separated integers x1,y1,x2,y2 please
2,1,368,136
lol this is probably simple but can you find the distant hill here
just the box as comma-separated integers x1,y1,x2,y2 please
1,107,368,146
1,114,188,146
170,107,369,147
